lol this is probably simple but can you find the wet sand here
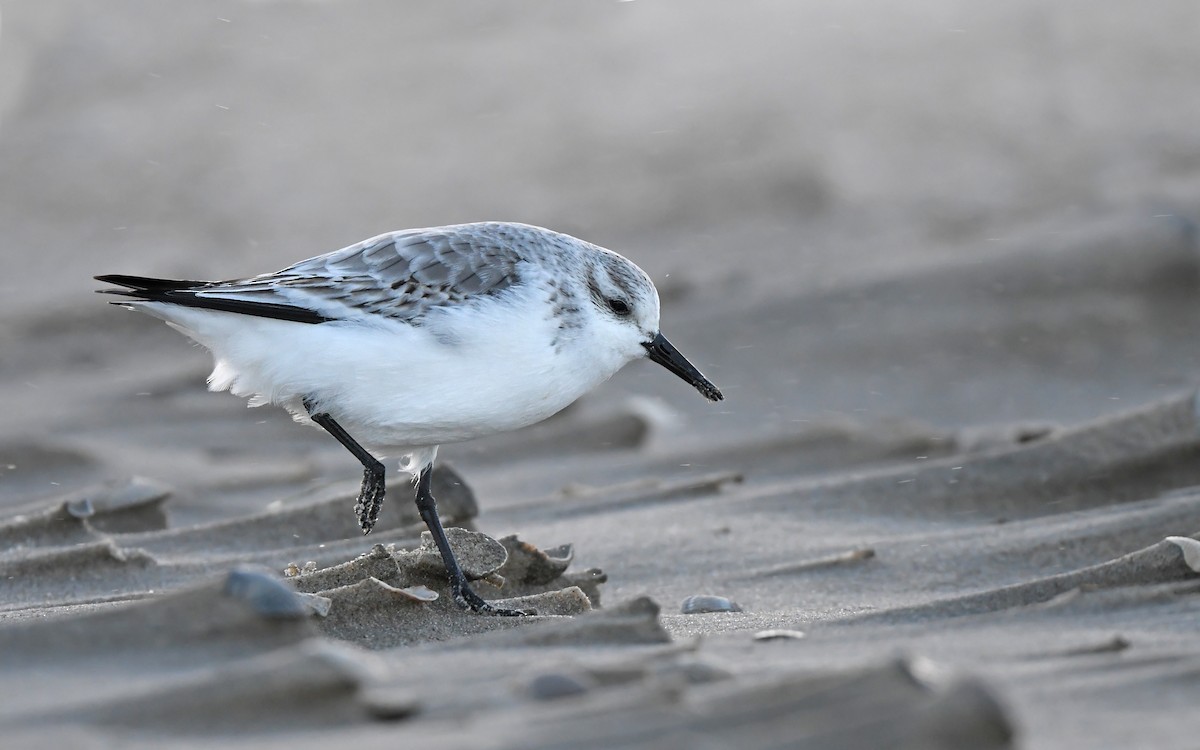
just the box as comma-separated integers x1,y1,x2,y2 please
3,2,1200,748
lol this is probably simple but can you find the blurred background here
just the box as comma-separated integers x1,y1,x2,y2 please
4,1,1197,299
3,0,1200,505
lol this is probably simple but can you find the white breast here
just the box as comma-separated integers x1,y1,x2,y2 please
142,287,631,450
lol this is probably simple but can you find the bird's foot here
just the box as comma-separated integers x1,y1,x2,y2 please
354,463,386,534
452,579,530,617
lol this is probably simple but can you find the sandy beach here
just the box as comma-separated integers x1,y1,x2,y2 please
3,2,1200,747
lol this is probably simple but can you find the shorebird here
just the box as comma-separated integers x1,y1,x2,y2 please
97,222,723,615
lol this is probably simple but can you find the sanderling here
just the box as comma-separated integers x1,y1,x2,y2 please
97,221,723,615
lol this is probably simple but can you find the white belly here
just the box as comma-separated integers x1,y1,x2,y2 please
144,294,626,450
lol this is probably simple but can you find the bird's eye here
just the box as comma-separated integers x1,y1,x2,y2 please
607,298,631,316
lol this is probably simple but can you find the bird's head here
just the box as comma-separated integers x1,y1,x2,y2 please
585,249,723,403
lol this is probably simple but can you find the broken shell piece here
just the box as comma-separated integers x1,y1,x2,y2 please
1165,536,1200,572
680,595,743,614
283,562,301,577
366,577,439,602
498,536,575,585
543,544,574,566
753,629,807,641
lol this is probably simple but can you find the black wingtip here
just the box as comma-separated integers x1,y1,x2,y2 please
94,274,332,324
94,274,209,291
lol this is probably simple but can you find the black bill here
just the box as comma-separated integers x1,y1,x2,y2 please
642,332,724,402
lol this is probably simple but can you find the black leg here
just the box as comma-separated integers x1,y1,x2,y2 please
303,398,385,534
415,464,526,617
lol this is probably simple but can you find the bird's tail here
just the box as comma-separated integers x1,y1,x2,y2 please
94,274,329,324
94,274,212,302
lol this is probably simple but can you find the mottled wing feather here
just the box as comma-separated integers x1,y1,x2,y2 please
193,225,527,323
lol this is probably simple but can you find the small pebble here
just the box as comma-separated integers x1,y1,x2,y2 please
65,498,95,518
680,594,742,614
223,567,308,618
528,672,594,700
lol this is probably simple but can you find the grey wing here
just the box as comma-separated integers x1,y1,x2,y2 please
193,225,528,323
